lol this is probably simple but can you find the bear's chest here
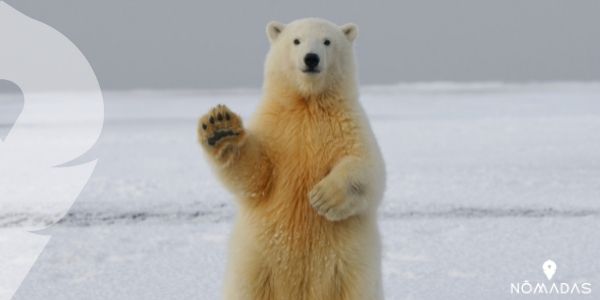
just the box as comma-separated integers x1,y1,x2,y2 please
266,107,354,180
249,100,365,251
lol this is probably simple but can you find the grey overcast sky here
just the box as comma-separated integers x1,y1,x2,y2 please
5,0,600,89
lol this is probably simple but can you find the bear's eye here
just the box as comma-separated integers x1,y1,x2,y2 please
324,39,331,46
293,39,300,45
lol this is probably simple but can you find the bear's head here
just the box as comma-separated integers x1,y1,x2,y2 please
264,18,358,97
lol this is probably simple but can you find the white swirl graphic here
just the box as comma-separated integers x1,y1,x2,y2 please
0,2,104,299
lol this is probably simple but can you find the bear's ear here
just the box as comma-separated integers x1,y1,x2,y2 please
266,21,286,43
340,23,358,42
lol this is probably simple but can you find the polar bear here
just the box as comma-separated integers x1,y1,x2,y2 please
198,18,385,300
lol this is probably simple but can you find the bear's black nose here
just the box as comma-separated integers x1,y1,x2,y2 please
304,53,320,69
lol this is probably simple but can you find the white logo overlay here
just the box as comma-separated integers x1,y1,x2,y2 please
543,259,557,280
510,260,592,296
0,2,104,299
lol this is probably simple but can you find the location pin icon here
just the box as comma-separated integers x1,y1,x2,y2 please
543,260,557,280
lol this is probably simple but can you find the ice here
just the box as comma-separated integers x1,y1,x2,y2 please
1,82,599,299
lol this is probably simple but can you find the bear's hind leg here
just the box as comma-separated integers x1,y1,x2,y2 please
224,228,274,300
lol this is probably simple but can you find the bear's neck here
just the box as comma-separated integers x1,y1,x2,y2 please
262,75,358,109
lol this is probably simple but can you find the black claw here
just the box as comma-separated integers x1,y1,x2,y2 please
349,181,365,195
209,116,215,124
202,123,207,130
217,113,223,121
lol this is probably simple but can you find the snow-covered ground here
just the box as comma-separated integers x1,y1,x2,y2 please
2,83,600,299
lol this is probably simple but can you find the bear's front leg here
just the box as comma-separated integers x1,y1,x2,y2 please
198,104,273,199
308,156,373,221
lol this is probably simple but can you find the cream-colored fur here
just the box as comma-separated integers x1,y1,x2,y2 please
198,18,385,300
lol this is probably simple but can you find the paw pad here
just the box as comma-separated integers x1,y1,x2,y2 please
198,104,243,147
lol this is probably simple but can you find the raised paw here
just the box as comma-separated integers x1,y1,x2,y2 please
198,104,244,152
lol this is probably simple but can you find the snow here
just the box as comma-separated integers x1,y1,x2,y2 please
2,82,600,299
